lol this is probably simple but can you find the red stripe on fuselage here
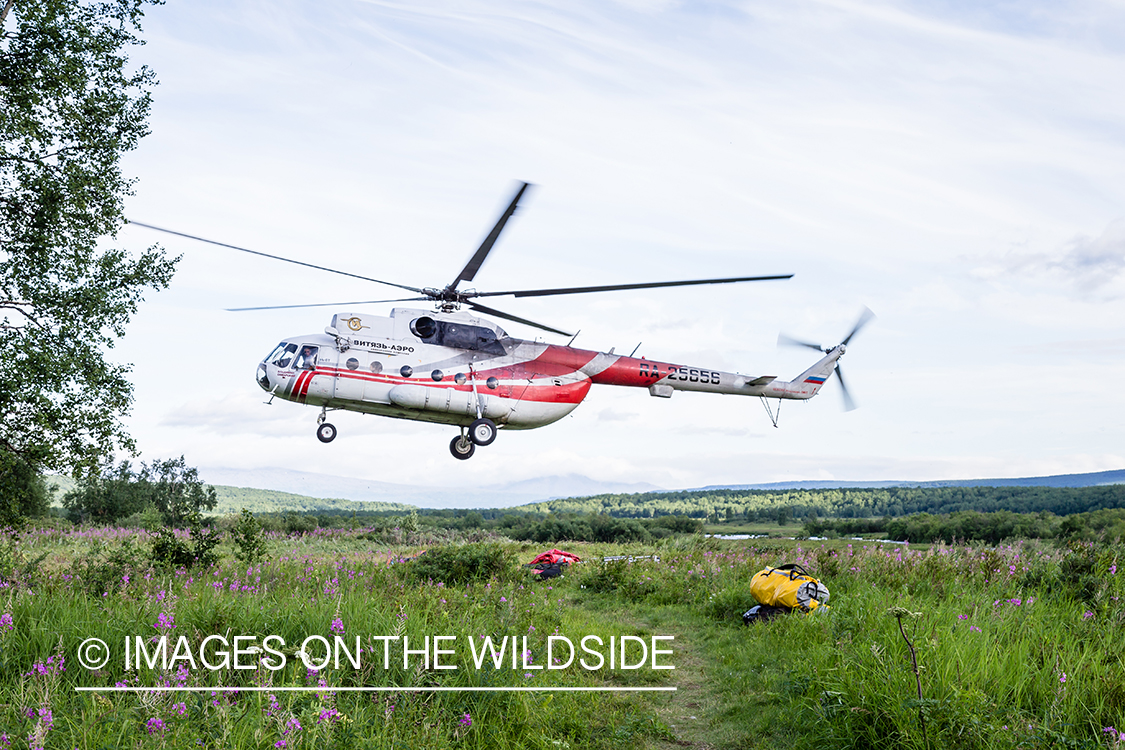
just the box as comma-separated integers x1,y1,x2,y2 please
286,370,309,402
315,365,592,405
515,346,600,378
588,354,681,387
297,370,315,404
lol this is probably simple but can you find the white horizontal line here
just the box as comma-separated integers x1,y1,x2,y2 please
76,686,675,693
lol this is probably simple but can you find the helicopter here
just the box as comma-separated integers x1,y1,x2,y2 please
131,182,872,460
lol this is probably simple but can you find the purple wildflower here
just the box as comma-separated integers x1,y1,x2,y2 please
330,617,345,635
459,713,473,729
146,717,166,735
23,655,65,679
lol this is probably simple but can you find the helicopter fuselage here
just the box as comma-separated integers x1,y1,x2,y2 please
255,307,842,434
132,183,864,461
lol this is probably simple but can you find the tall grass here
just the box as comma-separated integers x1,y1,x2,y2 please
568,536,1125,748
2,528,1124,748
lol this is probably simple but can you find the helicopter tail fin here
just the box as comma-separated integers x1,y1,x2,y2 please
785,351,841,398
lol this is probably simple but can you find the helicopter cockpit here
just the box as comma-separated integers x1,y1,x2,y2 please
258,341,320,391
261,341,320,369
408,315,507,355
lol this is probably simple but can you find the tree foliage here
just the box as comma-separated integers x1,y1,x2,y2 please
230,508,268,565
0,448,47,533
1,0,174,480
63,456,217,526
520,485,1125,522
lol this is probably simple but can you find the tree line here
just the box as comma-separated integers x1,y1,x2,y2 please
523,485,1125,523
806,508,1125,544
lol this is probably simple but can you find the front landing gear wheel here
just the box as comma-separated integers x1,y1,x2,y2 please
469,417,497,446
317,423,337,443
450,435,475,460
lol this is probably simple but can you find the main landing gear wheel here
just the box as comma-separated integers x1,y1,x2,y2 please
317,423,337,443
450,435,475,460
469,417,497,446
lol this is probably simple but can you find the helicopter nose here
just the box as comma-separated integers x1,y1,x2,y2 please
256,363,270,391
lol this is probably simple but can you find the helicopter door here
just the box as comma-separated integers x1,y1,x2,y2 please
299,344,337,404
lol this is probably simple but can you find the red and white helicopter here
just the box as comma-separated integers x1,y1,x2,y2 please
133,183,871,460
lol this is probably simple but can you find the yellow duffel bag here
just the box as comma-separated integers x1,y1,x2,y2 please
750,564,830,613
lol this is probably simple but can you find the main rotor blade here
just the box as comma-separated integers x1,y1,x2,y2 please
841,306,875,346
450,182,532,290
128,221,425,295
777,333,824,352
226,297,428,312
835,364,857,411
467,301,572,337
471,274,793,299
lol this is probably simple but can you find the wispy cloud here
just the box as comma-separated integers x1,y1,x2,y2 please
972,220,1125,295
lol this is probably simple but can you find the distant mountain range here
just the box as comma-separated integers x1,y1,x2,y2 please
196,467,1125,510
695,469,1125,492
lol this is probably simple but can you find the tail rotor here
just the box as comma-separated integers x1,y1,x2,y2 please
778,307,874,411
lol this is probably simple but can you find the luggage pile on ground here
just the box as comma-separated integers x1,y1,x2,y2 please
743,563,830,624
526,549,581,578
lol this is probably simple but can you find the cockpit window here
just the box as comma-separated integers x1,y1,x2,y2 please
295,344,319,370
267,342,298,368
411,318,506,355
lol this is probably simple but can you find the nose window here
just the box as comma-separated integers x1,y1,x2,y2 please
267,342,298,368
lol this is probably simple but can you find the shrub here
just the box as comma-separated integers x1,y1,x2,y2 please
410,542,515,584
282,512,317,535
649,515,703,534
576,560,659,601
118,503,164,531
150,518,221,569
70,539,148,596
231,508,268,565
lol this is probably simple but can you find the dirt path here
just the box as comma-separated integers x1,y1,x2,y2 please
641,615,721,750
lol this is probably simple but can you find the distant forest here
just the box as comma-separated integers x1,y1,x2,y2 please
45,477,1125,544
520,485,1125,522
200,484,1125,545
50,478,1125,523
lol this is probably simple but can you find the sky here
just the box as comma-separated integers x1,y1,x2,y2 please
103,0,1125,497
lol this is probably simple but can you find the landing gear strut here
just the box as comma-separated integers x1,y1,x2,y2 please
316,407,337,443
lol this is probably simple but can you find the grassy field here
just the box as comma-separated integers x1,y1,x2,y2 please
2,525,1123,748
